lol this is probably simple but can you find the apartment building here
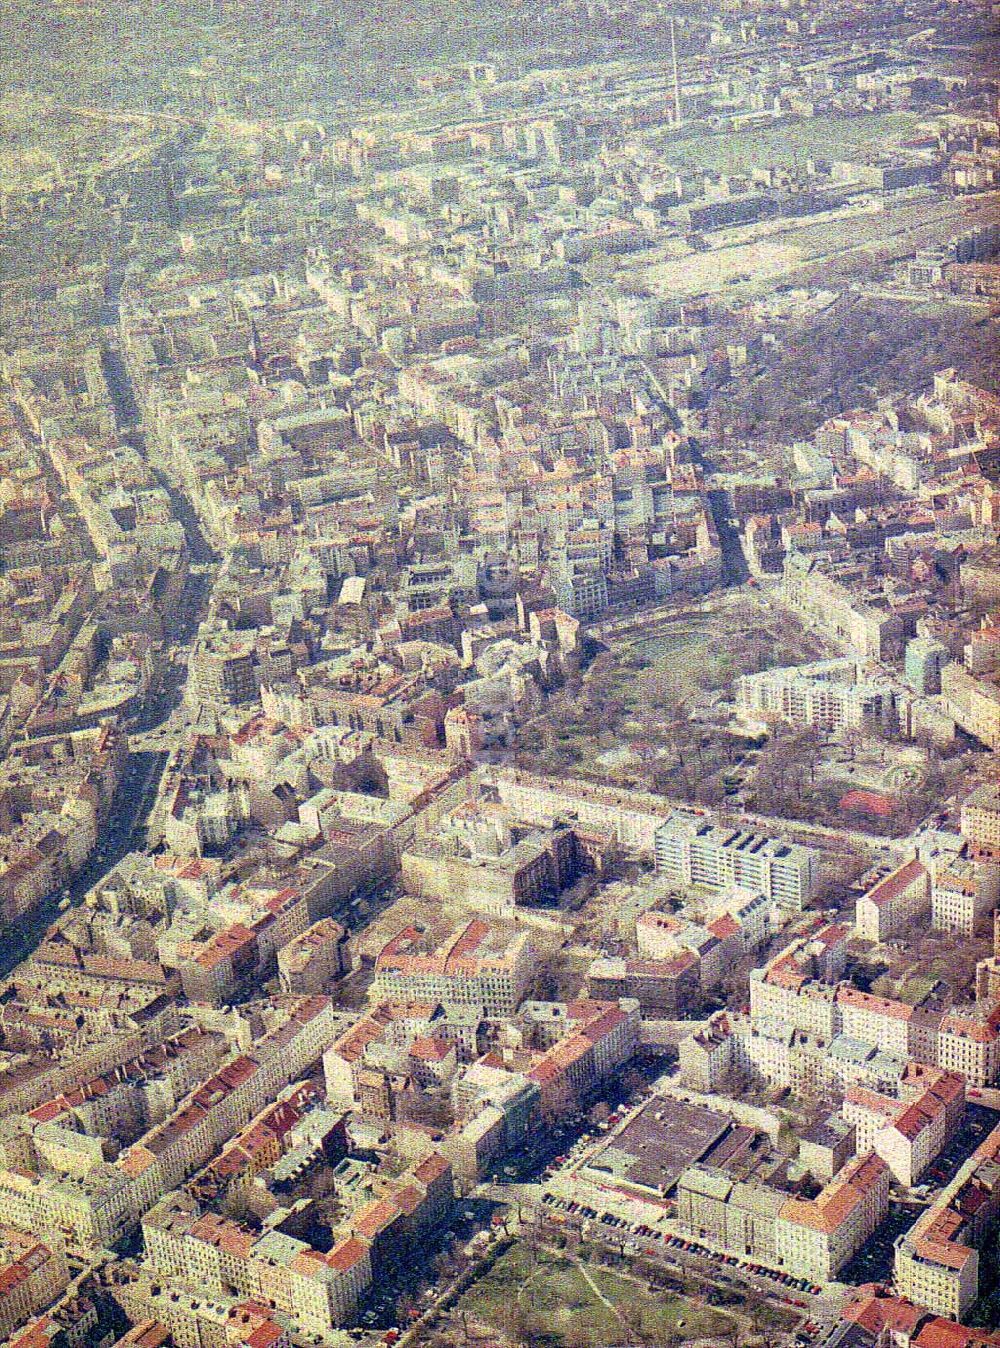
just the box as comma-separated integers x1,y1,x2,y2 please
552,553,609,621
491,767,671,855
186,630,259,710
749,952,840,1040
782,553,907,662
843,1067,964,1187
678,1013,737,1092
523,998,641,1120
931,856,999,937
654,811,821,909
585,951,700,1015
24,1024,227,1143
799,1117,856,1183
676,1167,785,1265
775,1153,890,1284
143,1195,373,1336
634,911,725,987
736,659,896,734
0,1228,71,1342
0,997,339,1248
894,1122,1000,1320
323,1001,481,1117
678,1151,890,1284
369,921,536,1018
936,1007,1000,1087
854,859,931,943
277,918,351,995
941,663,1000,751
400,814,580,917
961,782,1000,863
837,989,914,1060
976,912,1000,1002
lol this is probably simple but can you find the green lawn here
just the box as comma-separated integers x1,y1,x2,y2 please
458,1242,736,1346
898,974,938,1006
591,1266,737,1340
660,111,923,174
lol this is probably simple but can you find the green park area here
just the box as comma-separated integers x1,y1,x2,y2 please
512,588,827,800
457,1241,738,1347
661,110,923,175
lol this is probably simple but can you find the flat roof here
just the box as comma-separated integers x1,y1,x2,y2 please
581,1095,731,1196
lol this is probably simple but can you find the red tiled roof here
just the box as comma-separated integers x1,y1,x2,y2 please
243,1324,285,1348
325,1235,369,1273
915,1319,1000,1348
862,858,927,908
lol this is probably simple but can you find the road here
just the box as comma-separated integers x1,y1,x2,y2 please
707,487,750,585
0,748,167,978
0,265,221,978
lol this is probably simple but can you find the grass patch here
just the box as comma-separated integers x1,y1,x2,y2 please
590,1265,736,1339
660,111,922,175
458,1242,736,1346
898,975,938,1006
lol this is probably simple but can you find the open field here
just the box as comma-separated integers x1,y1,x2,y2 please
658,111,924,174
457,1241,737,1347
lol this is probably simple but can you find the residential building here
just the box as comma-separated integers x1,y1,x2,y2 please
962,783,1000,863
775,1153,890,1283
894,1122,1000,1319
737,659,896,734
654,811,822,910
0,1229,71,1342
369,921,536,1018
854,859,931,943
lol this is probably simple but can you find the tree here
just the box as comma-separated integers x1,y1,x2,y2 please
561,1326,597,1348
746,1289,768,1336
219,1187,253,1223
658,1322,681,1348
588,1101,611,1128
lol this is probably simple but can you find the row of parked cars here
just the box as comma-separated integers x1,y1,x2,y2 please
659,1235,821,1299
540,1192,824,1312
542,1193,600,1219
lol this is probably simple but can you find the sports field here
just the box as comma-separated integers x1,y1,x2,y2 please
659,111,923,174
